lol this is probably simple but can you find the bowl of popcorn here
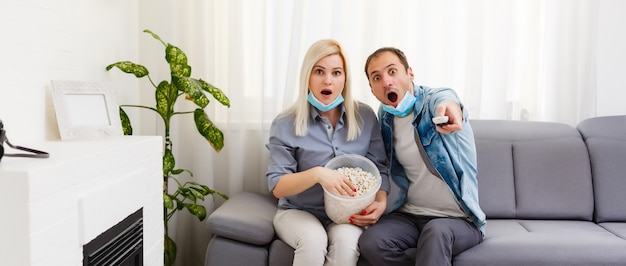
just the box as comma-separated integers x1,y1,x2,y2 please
323,154,381,224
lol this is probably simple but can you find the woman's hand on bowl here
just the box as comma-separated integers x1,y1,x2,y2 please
317,167,356,197
348,190,387,226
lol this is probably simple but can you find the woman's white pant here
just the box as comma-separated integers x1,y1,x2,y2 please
273,209,364,266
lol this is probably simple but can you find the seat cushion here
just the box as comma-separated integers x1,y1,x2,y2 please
454,219,626,266
205,236,269,266
268,240,294,266
599,222,626,239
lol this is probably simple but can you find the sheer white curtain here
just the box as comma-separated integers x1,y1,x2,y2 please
150,0,598,264
198,0,598,195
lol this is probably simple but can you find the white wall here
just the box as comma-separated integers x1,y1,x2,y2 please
0,0,140,143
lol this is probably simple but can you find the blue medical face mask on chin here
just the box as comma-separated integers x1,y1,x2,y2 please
307,92,344,112
382,91,417,117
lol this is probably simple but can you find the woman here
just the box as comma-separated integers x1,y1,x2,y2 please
266,39,390,266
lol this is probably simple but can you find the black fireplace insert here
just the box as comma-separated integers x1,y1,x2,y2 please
83,208,143,266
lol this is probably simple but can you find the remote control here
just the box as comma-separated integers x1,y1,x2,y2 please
432,116,449,126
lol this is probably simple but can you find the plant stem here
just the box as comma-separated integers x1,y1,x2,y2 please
119,104,158,112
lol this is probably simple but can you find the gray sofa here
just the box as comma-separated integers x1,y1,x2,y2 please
205,115,626,266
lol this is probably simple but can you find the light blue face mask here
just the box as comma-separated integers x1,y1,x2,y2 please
382,91,416,117
307,92,344,112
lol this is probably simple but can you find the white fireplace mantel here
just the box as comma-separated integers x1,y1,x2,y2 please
0,136,164,266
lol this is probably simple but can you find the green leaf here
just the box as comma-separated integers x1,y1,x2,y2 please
192,184,213,196
185,192,199,202
171,169,184,175
189,187,205,201
194,109,224,152
164,234,177,266
119,107,133,135
143,29,167,47
155,81,175,118
178,187,195,201
166,45,192,78
185,204,207,221
105,61,149,78
216,191,229,200
198,184,212,191
171,168,193,177
164,193,175,209
199,79,231,107
176,198,185,210
172,76,209,108
163,148,175,176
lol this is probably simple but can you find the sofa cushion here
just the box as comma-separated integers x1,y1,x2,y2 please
472,120,593,220
204,236,269,266
599,222,626,239
268,239,294,266
454,219,626,266
473,139,516,218
207,191,277,245
577,115,626,222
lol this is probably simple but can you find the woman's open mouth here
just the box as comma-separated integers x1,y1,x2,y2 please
321,89,332,96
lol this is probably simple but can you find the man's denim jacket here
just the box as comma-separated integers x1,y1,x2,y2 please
379,84,486,233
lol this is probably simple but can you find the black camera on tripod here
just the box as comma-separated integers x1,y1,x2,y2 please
0,119,49,161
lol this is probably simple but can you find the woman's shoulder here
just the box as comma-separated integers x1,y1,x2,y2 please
355,101,373,110
269,111,297,139
272,109,296,124
355,101,378,116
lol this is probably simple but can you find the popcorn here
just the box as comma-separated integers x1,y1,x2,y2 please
335,166,378,197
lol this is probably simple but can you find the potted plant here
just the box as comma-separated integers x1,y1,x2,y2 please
106,29,230,266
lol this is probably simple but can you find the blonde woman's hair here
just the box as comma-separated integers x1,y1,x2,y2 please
282,39,362,141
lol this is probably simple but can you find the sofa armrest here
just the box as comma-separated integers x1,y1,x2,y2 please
207,191,277,245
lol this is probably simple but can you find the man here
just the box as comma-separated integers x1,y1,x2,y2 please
357,47,486,266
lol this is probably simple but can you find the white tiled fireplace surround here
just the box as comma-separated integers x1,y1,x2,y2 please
0,136,163,266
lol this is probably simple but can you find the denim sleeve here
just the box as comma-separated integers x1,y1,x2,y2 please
427,87,462,117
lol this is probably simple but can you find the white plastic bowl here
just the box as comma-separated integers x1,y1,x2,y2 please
323,154,381,224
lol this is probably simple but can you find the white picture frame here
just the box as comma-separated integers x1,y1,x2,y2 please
51,80,123,140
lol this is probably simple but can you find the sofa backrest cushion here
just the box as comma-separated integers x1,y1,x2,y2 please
577,115,626,223
471,120,593,220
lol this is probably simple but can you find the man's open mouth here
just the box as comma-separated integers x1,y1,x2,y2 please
387,91,398,103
